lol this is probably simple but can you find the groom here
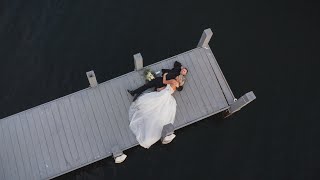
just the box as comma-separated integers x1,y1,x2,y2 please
128,61,188,101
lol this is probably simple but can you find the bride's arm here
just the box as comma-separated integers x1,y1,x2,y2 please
162,73,176,85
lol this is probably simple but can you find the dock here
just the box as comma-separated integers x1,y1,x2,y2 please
0,28,256,180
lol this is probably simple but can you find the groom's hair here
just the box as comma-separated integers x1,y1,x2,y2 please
177,86,183,91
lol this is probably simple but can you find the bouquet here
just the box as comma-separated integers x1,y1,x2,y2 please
144,69,155,81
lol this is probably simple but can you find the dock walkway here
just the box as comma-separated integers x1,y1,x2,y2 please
0,29,256,180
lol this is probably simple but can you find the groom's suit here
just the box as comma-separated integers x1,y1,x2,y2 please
130,61,183,99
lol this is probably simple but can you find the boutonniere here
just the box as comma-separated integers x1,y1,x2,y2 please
144,69,155,81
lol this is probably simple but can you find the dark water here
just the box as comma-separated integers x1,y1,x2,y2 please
1,0,319,179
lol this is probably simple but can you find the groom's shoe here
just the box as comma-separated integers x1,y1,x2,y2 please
132,93,141,102
127,89,135,96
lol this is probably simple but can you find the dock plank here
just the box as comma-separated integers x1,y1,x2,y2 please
182,53,209,118
26,110,48,179
39,105,61,175
192,49,221,111
77,92,101,159
15,114,36,180
0,120,11,179
70,93,94,162
45,104,68,172
81,91,106,157
177,55,203,120
19,112,41,179
63,97,88,165
188,50,217,113
115,77,138,144
51,101,74,167
205,47,235,104
3,117,20,180
33,108,54,176
185,52,212,113
99,84,127,149
57,100,80,164
103,83,132,148
8,116,27,180
108,82,133,148
198,48,228,108
91,87,116,151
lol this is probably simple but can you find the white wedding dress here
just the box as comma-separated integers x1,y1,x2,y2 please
129,84,177,148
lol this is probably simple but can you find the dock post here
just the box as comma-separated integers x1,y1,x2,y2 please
86,70,98,87
133,53,143,71
197,28,213,48
223,91,256,118
111,146,127,163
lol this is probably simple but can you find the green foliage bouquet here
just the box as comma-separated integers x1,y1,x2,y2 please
144,68,155,81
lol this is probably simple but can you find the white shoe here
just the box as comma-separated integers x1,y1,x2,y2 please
115,154,127,163
162,134,176,144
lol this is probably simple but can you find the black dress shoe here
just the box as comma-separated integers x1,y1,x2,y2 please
127,89,134,96
132,93,141,102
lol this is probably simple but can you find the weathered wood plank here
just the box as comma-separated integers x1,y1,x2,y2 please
103,83,132,148
185,52,213,113
15,113,35,180
176,55,203,119
188,50,217,113
108,82,133,148
81,91,106,157
57,100,80,164
115,77,138,144
87,88,112,153
77,92,101,159
8,116,27,180
63,97,88,165
26,110,48,179
2,117,20,180
39,105,60,175
0,127,5,179
91,86,116,151
0,134,5,180
51,101,74,167
182,53,209,117
19,112,41,179
70,93,94,162
0,121,10,180
198,48,228,108
204,47,235,104
44,103,68,172
192,49,221,111
99,84,127,149
33,108,54,176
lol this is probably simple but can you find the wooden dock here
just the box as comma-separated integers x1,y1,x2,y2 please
0,28,256,180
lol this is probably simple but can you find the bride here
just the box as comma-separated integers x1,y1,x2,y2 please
129,73,183,148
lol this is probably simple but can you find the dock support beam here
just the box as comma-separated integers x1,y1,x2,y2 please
133,53,143,71
223,91,256,118
197,28,213,48
86,70,98,87
111,146,127,163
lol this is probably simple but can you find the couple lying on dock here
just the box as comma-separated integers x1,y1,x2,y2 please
127,61,188,149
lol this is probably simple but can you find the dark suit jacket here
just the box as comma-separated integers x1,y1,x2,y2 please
161,61,183,91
